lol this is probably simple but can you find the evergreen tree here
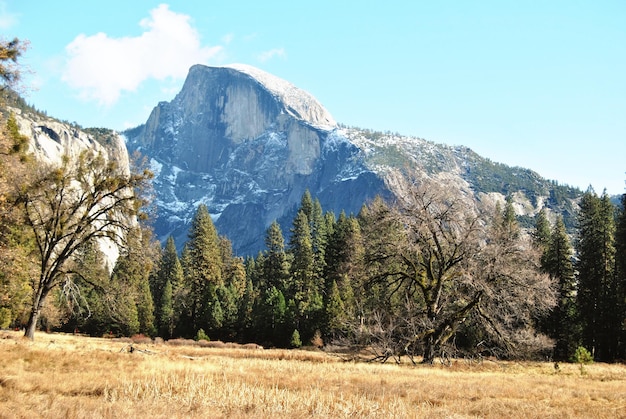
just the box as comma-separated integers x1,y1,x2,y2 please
325,211,363,327
159,279,175,338
289,210,323,342
533,208,552,250
310,198,329,279
324,280,345,337
501,196,520,240
542,216,579,360
614,193,626,359
152,236,183,338
182,204,223,337
60,241,110,335
576,189,616,360
136,273,156,336
237,273,257,341
263,221,290,291
299,189,314,221
108,227,158,336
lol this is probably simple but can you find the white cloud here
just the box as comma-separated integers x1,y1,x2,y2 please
257,48,286,63
62,4,222,106
0,1,18,30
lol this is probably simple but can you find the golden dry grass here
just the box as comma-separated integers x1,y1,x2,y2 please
1,330,625,418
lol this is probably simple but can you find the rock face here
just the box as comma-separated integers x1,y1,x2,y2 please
125,64,581,255
125,64,387,254
10,107,128,169
8,106,131,269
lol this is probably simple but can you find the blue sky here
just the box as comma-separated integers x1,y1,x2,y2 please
2,1,625,195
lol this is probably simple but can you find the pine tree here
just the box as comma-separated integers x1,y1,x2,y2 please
614,193,626,359
324,280,345,337
159,279,174,338
325,211,363,320
576,189,616,360
533,208,552,250
501,196,520,240
152,236,183,338
310,198,329,279
299,190,314,221
542,216,579,360
108,227,158,337
136,273,156,337
289,209,322,341
237,273,256,341
60,241,109,335
263,221,290,291
257,286,288,346
182,204,223,337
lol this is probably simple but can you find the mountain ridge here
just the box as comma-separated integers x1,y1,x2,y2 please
2,65,582,256
123,64,582,255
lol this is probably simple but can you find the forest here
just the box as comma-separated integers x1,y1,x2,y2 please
1,38,625,364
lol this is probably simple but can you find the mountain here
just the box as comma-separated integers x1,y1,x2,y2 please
123,64,581,255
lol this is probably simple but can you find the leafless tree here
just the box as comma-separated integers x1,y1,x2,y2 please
360,175,556,363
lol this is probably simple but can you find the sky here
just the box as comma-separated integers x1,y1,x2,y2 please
2,1,625,195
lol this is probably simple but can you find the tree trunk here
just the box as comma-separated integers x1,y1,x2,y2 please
24,305,41,340
24,286,48,340
422,336,436,364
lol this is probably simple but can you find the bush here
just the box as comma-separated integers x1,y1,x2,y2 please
290,329,302,348
572,346,593,364
131,334,153,345
195,328,210,342
310,330,324,348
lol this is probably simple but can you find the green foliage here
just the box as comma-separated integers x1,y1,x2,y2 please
159,280,174,338
153,236,183,338
576,189,617,361
195,328,210,342
5,113,28,156
83,127,117,147
0,38,27,90
540,216,579,360
0,307,11,328
615,194,626,360
181,204,223,337
290,329,302,348
571,346,593,364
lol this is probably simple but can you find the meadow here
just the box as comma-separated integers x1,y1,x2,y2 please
0,330,624,418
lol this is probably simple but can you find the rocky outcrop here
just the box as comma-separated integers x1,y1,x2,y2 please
10,107,128,170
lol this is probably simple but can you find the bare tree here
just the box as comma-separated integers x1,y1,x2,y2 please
16,150,152,339
360,175,556,363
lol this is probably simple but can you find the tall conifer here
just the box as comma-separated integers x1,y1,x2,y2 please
183,204,223,337
542,216,578,360
576,189,616,360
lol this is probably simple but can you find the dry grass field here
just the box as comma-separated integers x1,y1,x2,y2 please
0,330,625,418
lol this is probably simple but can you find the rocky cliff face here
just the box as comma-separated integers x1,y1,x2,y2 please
125,64,387,254
125,64,581,255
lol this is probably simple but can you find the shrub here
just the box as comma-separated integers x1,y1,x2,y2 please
571,346,593,364
131,334,153,345
195,328,210,342
290,329,302,348
310,330,324,349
